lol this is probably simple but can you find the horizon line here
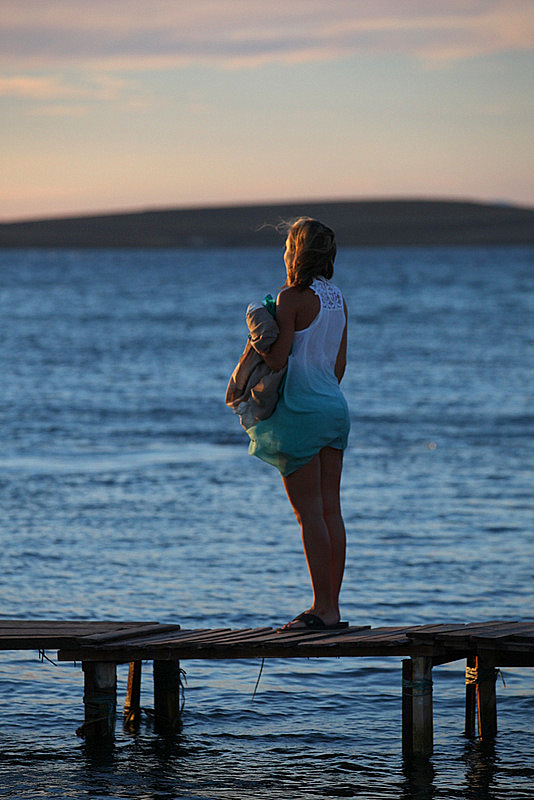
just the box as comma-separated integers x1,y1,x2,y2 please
2,194,532,226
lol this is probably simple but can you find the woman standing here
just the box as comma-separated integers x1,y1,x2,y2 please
247,218,350,631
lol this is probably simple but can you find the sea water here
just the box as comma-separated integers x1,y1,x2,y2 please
0,245,533,799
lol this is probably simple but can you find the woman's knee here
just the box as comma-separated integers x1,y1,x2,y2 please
291,502,324,529
322,502,342,524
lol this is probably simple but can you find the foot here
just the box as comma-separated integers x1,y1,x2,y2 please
277,610,348,633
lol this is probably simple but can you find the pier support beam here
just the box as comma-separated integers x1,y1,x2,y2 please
464,654,498,740
124,661,142,731
402,657,433,757
477,653,498,739
465,655,477,737
78,662,117,740
153,659,182,732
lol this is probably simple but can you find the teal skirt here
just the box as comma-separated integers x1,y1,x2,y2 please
246,388,350,477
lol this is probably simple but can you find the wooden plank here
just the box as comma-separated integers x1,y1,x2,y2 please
503,639,534,651
0,632,146,650
338,625,416,636
107,628,272,651
150,627,274,645
510,623,534,637
65,628,234,653
0,620,118,628
301,625,410,644
445,620,514,632
409,623,466,633
312,626,414,646
236,628,343,645
510,632,534,643
94,628,235,649
472,621,531,633
57,628,238,661
299,631,411,648
173,625,373,651
0,624,128,638
472,622,534,642
93,626,360,652
0,635,85,650
196,626,370,647
58,647,136,664
409,622,534,656
407,623,470,642
81,623,181,644
0,620,152,630
174,628,282,648
465,622,534,647
487,650,534,667
349,630,415,642
0,621,157,650
116,627,231,642
429,621,516,647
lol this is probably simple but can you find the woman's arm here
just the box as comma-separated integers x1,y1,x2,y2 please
334,298,348,383
258,288,297,372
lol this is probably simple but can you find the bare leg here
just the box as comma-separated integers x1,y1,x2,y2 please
281,448,345,628
319,446,346,618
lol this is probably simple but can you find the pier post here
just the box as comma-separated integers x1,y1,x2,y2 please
465,655,477,737
476,654,498,739
153,659,182,732
124,661,142,731
78,662,117,740
402,657,433,757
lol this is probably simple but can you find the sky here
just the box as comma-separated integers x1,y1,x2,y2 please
1,0,534,221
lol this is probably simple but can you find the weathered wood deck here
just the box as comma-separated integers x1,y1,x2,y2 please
1,619,533,756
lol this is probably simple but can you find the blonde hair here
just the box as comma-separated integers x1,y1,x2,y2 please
284,217,337,289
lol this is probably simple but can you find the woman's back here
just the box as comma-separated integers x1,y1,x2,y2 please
285,277,346,405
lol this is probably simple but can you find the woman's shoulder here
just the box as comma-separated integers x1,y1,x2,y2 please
278,285,318,309
278,285,321,331
277,285,306,304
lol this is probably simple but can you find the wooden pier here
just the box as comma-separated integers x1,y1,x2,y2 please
1,619,533,756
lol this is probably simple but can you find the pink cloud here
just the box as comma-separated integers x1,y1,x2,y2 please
1,0,532,72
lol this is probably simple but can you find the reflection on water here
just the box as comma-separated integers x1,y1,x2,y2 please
402,756,436,800
462,739,498,800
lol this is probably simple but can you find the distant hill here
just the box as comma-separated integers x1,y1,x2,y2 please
1,199,533,247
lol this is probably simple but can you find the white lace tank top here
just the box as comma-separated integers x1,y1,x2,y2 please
284,277,346,403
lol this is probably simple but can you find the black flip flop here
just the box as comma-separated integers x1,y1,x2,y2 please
277,611,349,633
